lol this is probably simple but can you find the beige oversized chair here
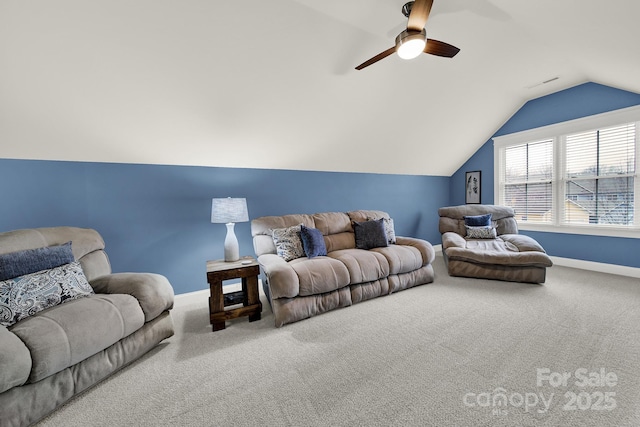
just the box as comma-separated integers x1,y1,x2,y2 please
0,227,175,426
438,205,553,283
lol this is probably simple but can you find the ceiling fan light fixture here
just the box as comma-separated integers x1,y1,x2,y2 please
395,29,427,60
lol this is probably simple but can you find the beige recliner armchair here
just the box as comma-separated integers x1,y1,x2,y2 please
438,205,553,283
0,226,175,426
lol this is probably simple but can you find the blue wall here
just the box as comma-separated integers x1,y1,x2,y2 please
0,159,448,294
451,82,640,268
4,82,638,293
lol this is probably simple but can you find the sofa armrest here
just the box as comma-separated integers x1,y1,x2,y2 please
395,236,435,265
257,254,300,299
90,273,174,322
0,325,32,394
441,232,466,250
500,234,547,253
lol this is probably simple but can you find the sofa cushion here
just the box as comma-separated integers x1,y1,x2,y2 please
289,257,350,296
312,212,351,235
313,212,355,252
347,210,390,223
0,261,94,327
439,205,519,236
353,219,388,250
372,245,424,275
0,325,32,394
444,237,553,268
300,225,327,258
251,214,315,257
10,293,145,383
328,249,390,283
272,225,305,261
0,242,74,281
0,227,111,283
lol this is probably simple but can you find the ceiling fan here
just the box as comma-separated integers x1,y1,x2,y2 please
355,0,460,70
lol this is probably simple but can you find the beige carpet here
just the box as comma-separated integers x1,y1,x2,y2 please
37,256,640,426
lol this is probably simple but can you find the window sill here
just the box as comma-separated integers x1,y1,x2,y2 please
517,223,640,239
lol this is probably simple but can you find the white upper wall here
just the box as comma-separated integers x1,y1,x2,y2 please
1,0,640,176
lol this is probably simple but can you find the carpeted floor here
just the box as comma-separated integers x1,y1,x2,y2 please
37,255,640,426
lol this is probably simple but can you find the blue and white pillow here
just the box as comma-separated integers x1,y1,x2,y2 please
0,261,94,327
272,225,305,261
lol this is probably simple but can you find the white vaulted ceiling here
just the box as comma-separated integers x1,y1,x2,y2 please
1,0,640,176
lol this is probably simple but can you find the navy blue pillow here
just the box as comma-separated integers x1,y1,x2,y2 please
300,225,327,258
0,241,75,281
353,219,388,250
464,213,492,227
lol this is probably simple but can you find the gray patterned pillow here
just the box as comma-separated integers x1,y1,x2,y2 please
0,261,94,327
465,225,497,239
272,225,305,261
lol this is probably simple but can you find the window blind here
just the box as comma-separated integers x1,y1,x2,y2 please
564,124,636,226
503,139,553,223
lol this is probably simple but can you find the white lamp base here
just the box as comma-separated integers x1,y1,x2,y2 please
223,222,240,262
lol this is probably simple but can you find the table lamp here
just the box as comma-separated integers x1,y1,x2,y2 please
211,197,249,262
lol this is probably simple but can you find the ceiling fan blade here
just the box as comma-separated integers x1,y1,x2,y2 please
355,46,396,70
407,0,434,31
424,39,460,58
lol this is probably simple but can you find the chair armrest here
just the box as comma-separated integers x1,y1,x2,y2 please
395,236,436,265
90,273,174,322
257,254,300,299
441,232,466,250
500,234,547,253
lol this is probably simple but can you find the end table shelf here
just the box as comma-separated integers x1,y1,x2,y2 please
206,256,262,332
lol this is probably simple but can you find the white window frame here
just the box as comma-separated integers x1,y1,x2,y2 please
494,105,640,238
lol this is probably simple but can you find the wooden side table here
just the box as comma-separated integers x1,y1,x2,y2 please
206,256,262,332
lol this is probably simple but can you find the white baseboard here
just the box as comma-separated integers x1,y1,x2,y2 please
550,256,640,279
173,289,209,307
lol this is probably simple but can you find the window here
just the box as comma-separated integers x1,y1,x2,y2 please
494,106,640,237
564,124,635,226
502,139,554,223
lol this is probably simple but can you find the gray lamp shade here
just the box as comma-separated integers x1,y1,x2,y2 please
211,198,249,224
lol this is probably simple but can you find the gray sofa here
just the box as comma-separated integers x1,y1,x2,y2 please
0,227,175,427
439,205,553,283
251,210,435,327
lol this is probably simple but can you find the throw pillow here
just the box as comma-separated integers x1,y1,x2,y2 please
353,219,389,250
300,225,327,258
464,213,492,227
0,241,75,281
367,216,396,244
272,225,305,261
0,261,94,327
465,225,497,239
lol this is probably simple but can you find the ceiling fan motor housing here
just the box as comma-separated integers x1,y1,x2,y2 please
395,29,427,59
